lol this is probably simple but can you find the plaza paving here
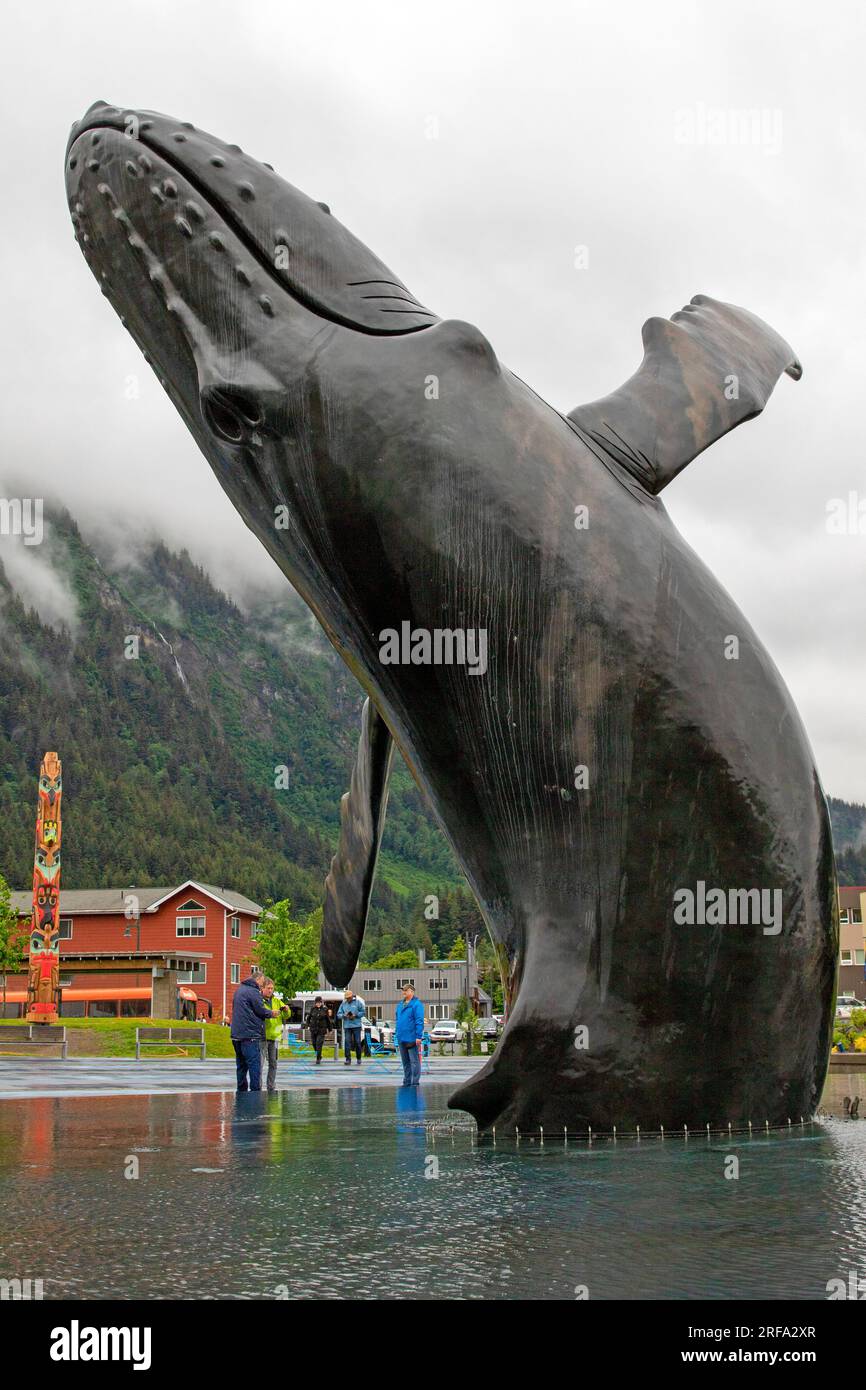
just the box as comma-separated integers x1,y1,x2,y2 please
0,1054,486,1098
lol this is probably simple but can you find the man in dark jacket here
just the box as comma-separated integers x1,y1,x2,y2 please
307,996,332,1064
230,975,277,1092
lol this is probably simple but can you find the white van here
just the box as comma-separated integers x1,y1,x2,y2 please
288,991,394,1047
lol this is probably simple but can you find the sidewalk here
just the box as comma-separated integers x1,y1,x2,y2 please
0,1055,486,1099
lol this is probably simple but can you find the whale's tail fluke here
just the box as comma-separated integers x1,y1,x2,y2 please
321,699,394,986
568,294,801,496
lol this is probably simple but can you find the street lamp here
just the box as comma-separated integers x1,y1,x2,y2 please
123,906,141,950
123,886,141,951
466,933,480,1015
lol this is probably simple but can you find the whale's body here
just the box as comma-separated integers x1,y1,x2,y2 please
66,102,837,1132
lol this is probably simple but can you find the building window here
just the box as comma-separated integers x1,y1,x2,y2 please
89,999,119,1019
230,963,240,985
367,1004,382,1021
58,919,73,940
856,950,866,966
362,979,382,992
840,910,850,924
396,978,415,989
429,978,447,989
177,916,206,937
250,922,259,939
230,917,241,939
178,899,205,911
176,963,207,984
855,909,863,924
841,950,853,965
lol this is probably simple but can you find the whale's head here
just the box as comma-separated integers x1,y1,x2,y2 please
65,100,520,678
64,100,449,482
63,102,516,633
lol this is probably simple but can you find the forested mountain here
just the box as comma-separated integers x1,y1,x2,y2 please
0,507,481,961
829,797,866,885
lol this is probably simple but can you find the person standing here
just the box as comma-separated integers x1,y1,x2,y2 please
258,977,288,1092
337,990,364,1066
307,996,333,1064
395,983,425,1087
230,974,277,1092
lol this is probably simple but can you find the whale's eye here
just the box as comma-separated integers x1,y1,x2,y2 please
201,387,262,442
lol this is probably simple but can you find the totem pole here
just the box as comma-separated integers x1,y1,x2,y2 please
25,752,62,1024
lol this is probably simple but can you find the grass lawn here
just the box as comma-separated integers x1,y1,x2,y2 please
0,1017,303,1059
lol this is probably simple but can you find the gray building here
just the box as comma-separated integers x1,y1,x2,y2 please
320,951,492,1024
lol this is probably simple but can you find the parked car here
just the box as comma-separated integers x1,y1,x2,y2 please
835,995,865,1020
363,1017,395,1047
478,1016,501,1038
430,1019,466,1043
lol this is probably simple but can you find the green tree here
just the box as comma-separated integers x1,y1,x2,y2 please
367,949,418,969
448,935,466,960
254,900,319,996
476,934,505,1011
454,995,480,1054
0,872,27,1013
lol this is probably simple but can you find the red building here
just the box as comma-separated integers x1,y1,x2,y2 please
5,880,262,1022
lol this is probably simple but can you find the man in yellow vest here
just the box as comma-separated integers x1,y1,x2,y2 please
259,976,289,1092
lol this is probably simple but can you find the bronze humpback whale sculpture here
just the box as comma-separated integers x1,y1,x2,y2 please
66,101,837,1133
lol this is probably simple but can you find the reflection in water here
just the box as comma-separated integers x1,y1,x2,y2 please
395,1085,427,1127
1,1077,866,1300
820,1070,866,1116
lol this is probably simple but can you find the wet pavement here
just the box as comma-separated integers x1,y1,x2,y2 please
2,1081,866,1299
0,1055,485,1099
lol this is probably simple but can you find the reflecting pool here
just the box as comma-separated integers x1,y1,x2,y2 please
1,1078,865,1299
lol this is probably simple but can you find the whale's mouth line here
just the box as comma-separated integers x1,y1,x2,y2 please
71,123,436,340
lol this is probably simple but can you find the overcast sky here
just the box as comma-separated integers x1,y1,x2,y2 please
1,0,864,798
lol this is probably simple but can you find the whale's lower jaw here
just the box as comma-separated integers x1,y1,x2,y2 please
447,1018,829,1134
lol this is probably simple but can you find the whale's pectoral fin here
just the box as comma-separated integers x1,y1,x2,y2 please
320,698,395,986
567,294,802,495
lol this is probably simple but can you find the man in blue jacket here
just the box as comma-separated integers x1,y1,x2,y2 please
337,989,365,1066
230,974,277,1092
395,983,425,1086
